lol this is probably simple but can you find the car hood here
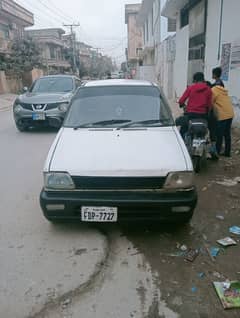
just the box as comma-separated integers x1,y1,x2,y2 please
47,127,192,177
18,92,72,104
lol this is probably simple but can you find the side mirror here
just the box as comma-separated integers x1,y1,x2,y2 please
23,86,28,93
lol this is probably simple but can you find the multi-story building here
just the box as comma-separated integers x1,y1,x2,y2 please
158,34,176,99
25,28,71,74
77,42,92,74
0,0,34,56
136,0,161,82
162,0,240,99
125,3,143,77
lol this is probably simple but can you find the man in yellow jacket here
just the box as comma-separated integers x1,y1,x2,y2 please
212,85,234,157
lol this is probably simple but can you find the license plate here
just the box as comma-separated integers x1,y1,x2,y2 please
193,139,204,147
81,206,118,222
32,112,45,120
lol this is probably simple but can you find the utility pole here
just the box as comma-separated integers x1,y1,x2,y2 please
91,48,102,78
63,23,80,74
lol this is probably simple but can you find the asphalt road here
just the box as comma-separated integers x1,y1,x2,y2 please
1,105,240,318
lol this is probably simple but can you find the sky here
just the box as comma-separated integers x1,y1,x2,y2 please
16,0,168,64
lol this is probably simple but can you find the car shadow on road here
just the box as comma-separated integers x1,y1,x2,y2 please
26,126,59,134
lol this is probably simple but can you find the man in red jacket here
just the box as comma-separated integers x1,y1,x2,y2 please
178,72,212,137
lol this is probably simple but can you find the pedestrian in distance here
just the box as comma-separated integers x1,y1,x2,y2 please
212,67,225,88
212,84,234,157
205,81,219,160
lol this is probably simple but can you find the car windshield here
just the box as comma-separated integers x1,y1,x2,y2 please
64,86,174,128
30,77,73,93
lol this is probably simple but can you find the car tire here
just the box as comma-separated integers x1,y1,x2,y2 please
43,215,65,224
179,211,194,224
16,121,28,132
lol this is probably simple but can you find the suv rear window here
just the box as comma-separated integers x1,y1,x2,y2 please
30,77,73,93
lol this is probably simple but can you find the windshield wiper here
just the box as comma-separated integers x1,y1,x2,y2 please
116,119,171,130
73,119,131,130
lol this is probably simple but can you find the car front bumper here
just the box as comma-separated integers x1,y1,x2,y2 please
40,188,198,222
14,109,65,128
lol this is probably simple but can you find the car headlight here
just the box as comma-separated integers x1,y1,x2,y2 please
164,172,194,189
58,103,69,112
14,104,22,113
44,172,75,190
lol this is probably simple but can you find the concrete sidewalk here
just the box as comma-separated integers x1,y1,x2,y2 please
0,93,17,111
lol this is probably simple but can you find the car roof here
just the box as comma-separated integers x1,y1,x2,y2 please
84,79,157,87
38,75,79,80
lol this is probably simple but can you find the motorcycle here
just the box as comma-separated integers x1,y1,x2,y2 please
184,118,209,172
176,107,209,173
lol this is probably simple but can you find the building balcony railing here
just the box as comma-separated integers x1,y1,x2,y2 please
0,0,34,26
44,58,71,69
36,37,65,47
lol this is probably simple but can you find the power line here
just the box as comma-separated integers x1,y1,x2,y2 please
46,0,76,24
38,0,73,24
16,0,65,27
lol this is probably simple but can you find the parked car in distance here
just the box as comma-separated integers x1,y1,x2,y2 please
40,79,197,224
110,72,120,79
13,75,82,131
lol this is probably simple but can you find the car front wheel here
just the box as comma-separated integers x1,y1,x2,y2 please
16,121,28,132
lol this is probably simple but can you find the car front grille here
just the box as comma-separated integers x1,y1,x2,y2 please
20,103,60,110
71,176,166,190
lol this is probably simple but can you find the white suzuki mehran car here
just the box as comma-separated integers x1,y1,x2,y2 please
40,80,197,223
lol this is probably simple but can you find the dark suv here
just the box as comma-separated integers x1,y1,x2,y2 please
13,75,81,131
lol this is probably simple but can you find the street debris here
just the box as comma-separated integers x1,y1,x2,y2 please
74,248,87,256
185,249,199,262
61,298,71,309
216,177,240,187
213,281,240,309
217,237,237,247
180,245,188,251
172,296,183,306
230,192,239,199
198,272,205,278
202,234,208,241
191,286,197,293
216,215,225,221
167,251,186,257
210,247,220,258
213,272,222,279
229,226,240,235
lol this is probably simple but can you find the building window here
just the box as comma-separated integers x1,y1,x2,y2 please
189,47,205,60
136,48,143,56
0,24,10,39
180,7,189,28
50,46,55,59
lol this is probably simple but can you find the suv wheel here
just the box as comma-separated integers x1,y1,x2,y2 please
16,121,28,132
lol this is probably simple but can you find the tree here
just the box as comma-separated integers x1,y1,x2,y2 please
1,38,43,74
